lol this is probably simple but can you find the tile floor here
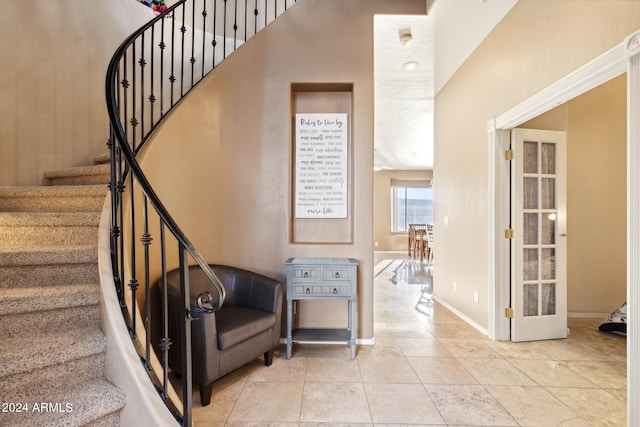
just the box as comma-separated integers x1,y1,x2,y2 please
190,254,627,426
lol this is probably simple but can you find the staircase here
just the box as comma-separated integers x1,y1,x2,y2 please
0,155,125,426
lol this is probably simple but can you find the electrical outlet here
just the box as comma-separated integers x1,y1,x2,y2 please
473,290,479,304
453,282,457,293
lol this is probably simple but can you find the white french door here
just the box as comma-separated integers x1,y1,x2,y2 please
511,129,567,342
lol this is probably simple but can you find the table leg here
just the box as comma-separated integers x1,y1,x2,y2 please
286,300,293,359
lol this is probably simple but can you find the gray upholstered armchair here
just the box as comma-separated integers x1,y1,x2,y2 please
162,264,283,406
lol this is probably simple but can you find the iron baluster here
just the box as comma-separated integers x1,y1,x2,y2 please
142,194,152,371
223,0,228,59
178,244,192,426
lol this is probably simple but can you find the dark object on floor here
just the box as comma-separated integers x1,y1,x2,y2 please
161,264,283,406
599,302,627,333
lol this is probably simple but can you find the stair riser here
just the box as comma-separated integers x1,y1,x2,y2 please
0,353,105,403
0,225,98,247
0,196,106,212
84,412,121,427
45,175,110,186
0,305,100,338
0,264,99,288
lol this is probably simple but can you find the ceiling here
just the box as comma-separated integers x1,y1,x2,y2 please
373,0,518,171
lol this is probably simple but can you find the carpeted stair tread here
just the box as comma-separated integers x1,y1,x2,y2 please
0,184,109,198
43,164,110,186
0,212,101,247
0,212,101,226
0,283,99,316
0,378,125,427
0,304,100,338
0,245,97,266
0,327,106,378
94,152,111,165
0,185,108,212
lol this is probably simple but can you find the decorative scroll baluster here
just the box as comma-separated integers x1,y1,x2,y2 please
142,195,153,370
159,222,171,399
178,244,192,426
233,0,238,50
202,1,207,78
190,2,196,87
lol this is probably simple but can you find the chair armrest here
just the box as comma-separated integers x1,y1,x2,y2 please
248,276,283,314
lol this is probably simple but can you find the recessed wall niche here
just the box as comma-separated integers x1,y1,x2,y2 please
290,83,354,243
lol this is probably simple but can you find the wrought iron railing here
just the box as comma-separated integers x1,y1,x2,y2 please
105,1,295,424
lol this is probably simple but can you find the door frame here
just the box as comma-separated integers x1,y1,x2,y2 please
488,29,640,425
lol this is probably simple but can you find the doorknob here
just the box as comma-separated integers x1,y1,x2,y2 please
560,233,567,237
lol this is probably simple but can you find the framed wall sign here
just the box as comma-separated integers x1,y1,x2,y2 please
294,113,348,219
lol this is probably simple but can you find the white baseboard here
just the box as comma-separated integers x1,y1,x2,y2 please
431,295,490,337
568,312,608,318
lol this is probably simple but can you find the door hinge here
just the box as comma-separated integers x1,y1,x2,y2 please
504,229,514,239
505,307,514,318
504,150,514,160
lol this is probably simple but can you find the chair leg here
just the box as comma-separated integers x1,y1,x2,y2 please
200,382,213,406
264,349,274,366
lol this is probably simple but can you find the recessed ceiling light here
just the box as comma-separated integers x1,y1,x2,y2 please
399,28,412,46
403,61,419,70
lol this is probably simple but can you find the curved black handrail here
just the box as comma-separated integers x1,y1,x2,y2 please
105,1,295,424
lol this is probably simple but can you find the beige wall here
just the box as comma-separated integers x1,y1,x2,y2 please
434,0,640,328
0,1,151,186
138,0,426,340
374,169,433,252
522,75,627,314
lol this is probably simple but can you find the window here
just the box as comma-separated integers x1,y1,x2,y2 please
391,180,433,232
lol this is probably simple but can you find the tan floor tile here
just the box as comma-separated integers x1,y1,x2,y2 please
299,423,373,427
300,383,371,423
228,382,303,423
192,369,250,422
438,338,501,358
529,339,604,361
485,340,552,360
508,359,597,388
225,423,298,427
547,387,627,427
247,355,306,382
396,336,453,357
355,336,405,357
408,356,478,385
485,385,578,426
374,321,433,338
364,383,444,424
357,355,420,383
426,322,489,339
458,358,537,386
564,360,627,389
305,357,362,382
293,344,355,359
426,384,517,426
375,309,424,323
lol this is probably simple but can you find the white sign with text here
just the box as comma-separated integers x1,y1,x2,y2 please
295,113,348,218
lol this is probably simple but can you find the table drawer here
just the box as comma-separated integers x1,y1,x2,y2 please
292,266,321,281
323,267,352,281
292,284,350,297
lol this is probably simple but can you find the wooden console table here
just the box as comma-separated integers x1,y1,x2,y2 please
284,257,358,359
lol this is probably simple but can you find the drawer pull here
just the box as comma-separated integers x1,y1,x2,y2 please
332,288,338,294
303,271,309,278
305,287,311,294
335,272,340,278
